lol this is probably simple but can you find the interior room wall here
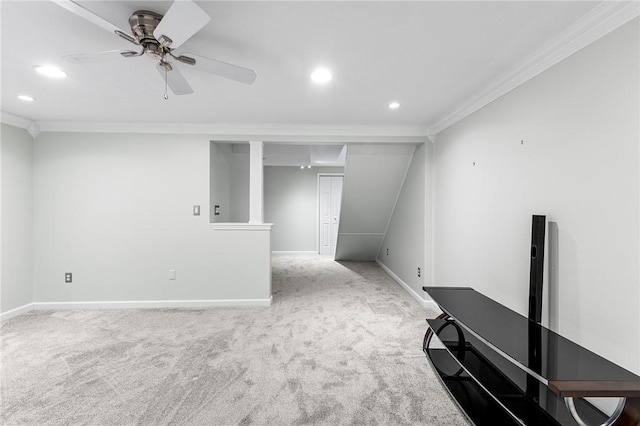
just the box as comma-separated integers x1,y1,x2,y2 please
209,142,231,223
432,18,639,374
424,141,434,297
264,166,343,252
1,124,34,315
32,132,271,304
229,151,249,223
210,142,250,223
377,144,428,301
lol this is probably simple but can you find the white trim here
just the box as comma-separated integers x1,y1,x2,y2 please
1,298,273,320
0,112,39,138
34,121,431,140
210,222,273,231
1,111,34,129
248,141,265,224
272,251,317,255
0,303,34,321
376,259,439,311
32,297,273,310
429,1,640,135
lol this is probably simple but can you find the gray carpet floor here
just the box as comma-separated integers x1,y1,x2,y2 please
1,254,468,425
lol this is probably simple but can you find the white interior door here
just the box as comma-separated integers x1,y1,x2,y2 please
319,175,343,255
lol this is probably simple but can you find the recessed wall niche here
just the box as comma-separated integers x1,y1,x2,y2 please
209,141,250,223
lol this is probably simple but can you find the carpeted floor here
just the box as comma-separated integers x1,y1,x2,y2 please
0,254,468,425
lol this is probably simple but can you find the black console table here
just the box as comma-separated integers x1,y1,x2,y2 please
422,286,640,426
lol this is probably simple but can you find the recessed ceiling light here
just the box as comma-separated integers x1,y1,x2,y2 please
35,65,67,79
389,102,400,109
311,68,332,84
17,95,35,102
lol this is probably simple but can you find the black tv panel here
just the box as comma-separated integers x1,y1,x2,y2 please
528,215,546,324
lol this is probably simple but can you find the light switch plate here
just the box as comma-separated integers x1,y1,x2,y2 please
193,205,200,216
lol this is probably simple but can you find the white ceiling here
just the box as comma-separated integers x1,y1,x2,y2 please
0,1,632,136
229,143,346,166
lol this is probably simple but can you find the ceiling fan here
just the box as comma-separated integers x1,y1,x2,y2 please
52,0,257,97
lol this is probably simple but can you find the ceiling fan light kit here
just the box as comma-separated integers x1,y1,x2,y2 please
55,0,257,97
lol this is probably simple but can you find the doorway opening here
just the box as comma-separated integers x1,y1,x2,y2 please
318,174,343,256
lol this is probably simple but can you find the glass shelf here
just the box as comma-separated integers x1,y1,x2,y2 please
424,287,640,386
427,318,607,425
422,286,640,426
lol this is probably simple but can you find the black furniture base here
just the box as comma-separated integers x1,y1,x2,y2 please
423,287,640,426
425,317,606,425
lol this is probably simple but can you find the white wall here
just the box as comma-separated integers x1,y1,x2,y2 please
33,132,271,304
210,142,250,223
433,18,639,374
264,166,343,252
1,124,34,314
377,143,428,300
230,151,250,223
424,141,434,296
210,142,232,223
336,144,415,260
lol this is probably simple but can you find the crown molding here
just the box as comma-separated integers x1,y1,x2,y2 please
429,1,640,136
33,120,431,143
0,111,40,138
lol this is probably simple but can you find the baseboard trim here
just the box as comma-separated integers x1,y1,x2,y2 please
375,260,439,311
0,303,35,322
32,297,273,310
2,298,273,320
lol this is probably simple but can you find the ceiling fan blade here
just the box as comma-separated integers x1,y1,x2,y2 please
63,50,134,63
183,53,257,85
156,64,194,96
51,0,134,42
153,0,211,49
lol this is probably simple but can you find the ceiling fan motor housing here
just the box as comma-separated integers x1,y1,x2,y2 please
129,11,166,59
